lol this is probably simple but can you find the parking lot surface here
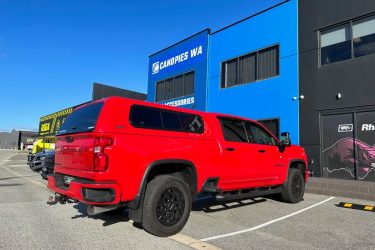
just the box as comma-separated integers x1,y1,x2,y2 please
1,150,375,250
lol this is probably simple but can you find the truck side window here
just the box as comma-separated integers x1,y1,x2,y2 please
220,118,248,142
130,106,163,129
161,111,181,130
246,122,276,146
130,105,204,133
179,113,204,133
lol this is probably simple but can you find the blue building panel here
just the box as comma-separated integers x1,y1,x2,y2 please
207,0,300,143
147,30,209,111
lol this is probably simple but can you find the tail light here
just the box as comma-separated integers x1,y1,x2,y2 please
93,137,113,172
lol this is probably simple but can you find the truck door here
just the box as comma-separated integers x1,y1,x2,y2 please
245,121,284,185
218,118,262,190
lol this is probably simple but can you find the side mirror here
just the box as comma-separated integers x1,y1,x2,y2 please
280,132,291,146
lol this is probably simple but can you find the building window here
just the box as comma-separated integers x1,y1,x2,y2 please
221,45,279,88
258,118,279,138
156,71,195,102
320,14,375,65
353,15,375,57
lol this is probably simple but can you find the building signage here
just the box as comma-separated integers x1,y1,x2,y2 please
149,30,208,79
362,123,375,131
338,124,353,132
152,46,203,75
162,97,195,107
148,29,209,111
38,107,74,137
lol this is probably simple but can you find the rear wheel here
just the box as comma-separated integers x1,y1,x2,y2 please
142,175,192,237
281,168,305,203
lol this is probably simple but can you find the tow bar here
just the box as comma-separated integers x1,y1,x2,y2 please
47,194,78,205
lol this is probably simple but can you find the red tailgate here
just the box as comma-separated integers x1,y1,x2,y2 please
55,134,95,171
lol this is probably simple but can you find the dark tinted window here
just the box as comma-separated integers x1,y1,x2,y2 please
174,75,184,98
240,53,256,84
223,59,237,87
184,72,195,96
156,81,165,102
258,46,279,79
220,119,248,142
321,24,351,65
180,113,204,133
57,102,103,135
165,78,174,100
353,15,375,58
246,122,276,145
156,71,195,102
221,45,279,88
258,119,279,138
320,15,375,65
130,106,162,129
130,105,204,133
161,111,181,130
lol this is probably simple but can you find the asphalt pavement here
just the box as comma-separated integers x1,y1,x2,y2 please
1,150,375,250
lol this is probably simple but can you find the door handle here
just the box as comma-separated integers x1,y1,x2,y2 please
258,149,266,153
225,147,235,151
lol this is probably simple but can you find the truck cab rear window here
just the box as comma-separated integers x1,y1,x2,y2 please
57,102,103,135
130,105,204,133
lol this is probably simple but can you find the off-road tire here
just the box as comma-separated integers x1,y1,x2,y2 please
281,168,305,203
142,175,192,237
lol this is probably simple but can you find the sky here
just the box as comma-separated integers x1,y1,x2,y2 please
0,0,283,132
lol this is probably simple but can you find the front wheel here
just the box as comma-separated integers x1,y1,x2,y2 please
281,168,305,203
142,175,192,237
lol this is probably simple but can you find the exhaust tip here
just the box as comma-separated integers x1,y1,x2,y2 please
87,205,95,216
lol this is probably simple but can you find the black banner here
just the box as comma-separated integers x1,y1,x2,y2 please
322,111,375,181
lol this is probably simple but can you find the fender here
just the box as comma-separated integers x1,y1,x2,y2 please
285,158,308,182
127,159,198,209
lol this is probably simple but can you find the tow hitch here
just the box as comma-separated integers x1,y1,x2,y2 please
47,194,78,205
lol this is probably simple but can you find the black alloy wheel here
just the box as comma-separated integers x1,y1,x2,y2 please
156,187,185,226
142,175,192,237
291,173,303,197
281,168,305,203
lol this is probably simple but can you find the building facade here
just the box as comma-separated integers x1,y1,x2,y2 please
147,0,298,141
147,30,209,111
147,0,375,182
207,0,298,141
299,0,375,181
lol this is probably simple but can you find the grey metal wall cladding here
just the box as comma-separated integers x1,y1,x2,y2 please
299,0,375,177
258,46,278,80
240,53,256,83
92,82,146,101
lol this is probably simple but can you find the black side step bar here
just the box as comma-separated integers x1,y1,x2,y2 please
216,186,282,201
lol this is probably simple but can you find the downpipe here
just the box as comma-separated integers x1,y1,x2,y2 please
87,205,119,216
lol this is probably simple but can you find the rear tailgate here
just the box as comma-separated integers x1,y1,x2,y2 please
55,134,95,171
54,102,104,174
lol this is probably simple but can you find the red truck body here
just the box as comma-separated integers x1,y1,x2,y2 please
48,96,308,236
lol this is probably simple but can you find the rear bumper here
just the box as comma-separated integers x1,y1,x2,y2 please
47,174,121,205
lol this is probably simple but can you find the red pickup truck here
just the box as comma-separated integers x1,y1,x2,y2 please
47,97,308,237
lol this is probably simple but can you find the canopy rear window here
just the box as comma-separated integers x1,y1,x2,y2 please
57,102,103,135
